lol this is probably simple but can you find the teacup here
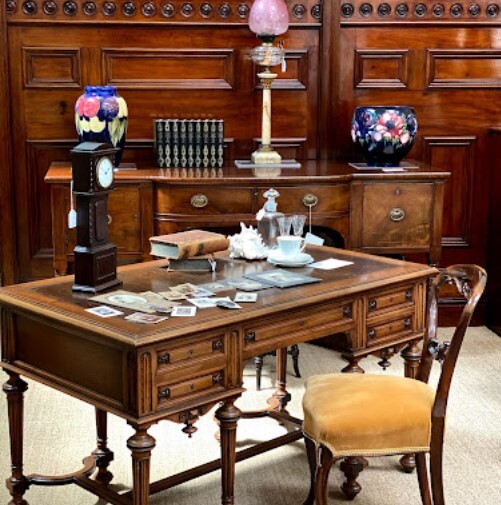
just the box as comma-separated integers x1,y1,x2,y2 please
277,235,306,258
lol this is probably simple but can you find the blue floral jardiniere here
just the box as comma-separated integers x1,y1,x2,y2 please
351,106,418,167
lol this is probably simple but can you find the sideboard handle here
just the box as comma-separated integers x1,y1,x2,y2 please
302,193,318,207
157,352,170,365
367,328,376,340
191,194,209,208
389,208,405,222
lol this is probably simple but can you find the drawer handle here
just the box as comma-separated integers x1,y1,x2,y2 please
303,193,318,207
212,372,223,385
367,328,376,340
191,194,208,208
107,214,112,225
405,290,412,301
343,305,352,318
158,387,171,400
244,331,256,344
157,352,170,365
368,299,377,311
389,208,405,222
404,318,412,329
212,338,224,352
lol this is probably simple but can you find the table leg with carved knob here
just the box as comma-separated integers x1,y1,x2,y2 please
92,408,114,485
215,398,241,505
268,347,291,411
3,372,30,505
127,426,156,505
399,340,422,473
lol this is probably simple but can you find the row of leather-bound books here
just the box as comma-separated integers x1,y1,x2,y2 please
153,119,224,169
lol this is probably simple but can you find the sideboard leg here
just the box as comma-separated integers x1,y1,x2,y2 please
93,408,114,485
215,398,241,505
3,372,30,505
341,354,365,374
127,425,155,505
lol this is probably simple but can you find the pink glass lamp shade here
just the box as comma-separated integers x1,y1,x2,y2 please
249,0,289,37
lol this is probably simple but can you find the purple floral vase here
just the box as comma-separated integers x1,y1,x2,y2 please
75,85,128,166
351,106,418,167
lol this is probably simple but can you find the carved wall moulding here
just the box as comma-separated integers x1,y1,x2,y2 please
82,1,97,15
6,0,321,23
339,1,501,22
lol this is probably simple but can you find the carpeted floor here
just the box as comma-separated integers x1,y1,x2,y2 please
0,327,500,505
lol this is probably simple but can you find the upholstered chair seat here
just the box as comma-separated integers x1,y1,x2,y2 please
303,373,435,458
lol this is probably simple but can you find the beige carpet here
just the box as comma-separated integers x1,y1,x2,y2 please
1,327,500,505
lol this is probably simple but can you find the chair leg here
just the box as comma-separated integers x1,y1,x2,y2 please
415,452,432,505
339,457,365,500
255,355,264,391
315,446,334,505
430,435,446,505
289,344,301,378
303,437,317,505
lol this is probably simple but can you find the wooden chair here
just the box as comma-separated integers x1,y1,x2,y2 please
301,264,487,505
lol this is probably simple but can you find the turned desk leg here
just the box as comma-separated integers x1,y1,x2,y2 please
3,372,30,505
400,340,421,473
215,399,241,505
269,347,291,411
93,408,114,485
127,426,155,505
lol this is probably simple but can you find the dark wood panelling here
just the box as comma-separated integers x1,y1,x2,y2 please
266,50,309,90
102,48,236,90
427,49,501,89
423,136,476,248
354,49,409,88
0,2,16,285
22,47,81,88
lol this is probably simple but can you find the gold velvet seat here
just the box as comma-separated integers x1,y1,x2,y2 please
301,265,487,505
303,373,435,458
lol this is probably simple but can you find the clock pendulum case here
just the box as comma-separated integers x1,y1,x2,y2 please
71,142,123,292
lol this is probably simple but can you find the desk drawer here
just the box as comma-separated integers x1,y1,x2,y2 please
366,314,414,348
367,285,414,315
156,370,225,409
242,301,353,357
155,335,225,370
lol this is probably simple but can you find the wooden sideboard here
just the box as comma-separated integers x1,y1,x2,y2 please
45,160,448,276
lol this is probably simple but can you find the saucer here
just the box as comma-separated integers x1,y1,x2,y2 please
267,252,314,268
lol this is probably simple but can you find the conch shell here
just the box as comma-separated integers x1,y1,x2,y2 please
228,223,269,260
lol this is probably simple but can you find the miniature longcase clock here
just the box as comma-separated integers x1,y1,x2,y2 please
71,142,122,292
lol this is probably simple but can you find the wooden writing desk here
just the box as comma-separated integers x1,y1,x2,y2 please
0,247,436,505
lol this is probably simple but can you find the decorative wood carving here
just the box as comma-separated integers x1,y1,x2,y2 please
423,136,476,248
101,48,237,90
426,49,501,89
354,49,409,88
22,47,81,88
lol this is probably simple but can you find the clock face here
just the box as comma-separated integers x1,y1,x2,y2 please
96,156,114,189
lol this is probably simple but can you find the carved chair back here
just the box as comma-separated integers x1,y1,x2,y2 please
417,265,487,443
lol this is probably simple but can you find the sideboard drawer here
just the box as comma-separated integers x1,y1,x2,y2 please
257,185,351,214
360,183,433,248
157,187,253,215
